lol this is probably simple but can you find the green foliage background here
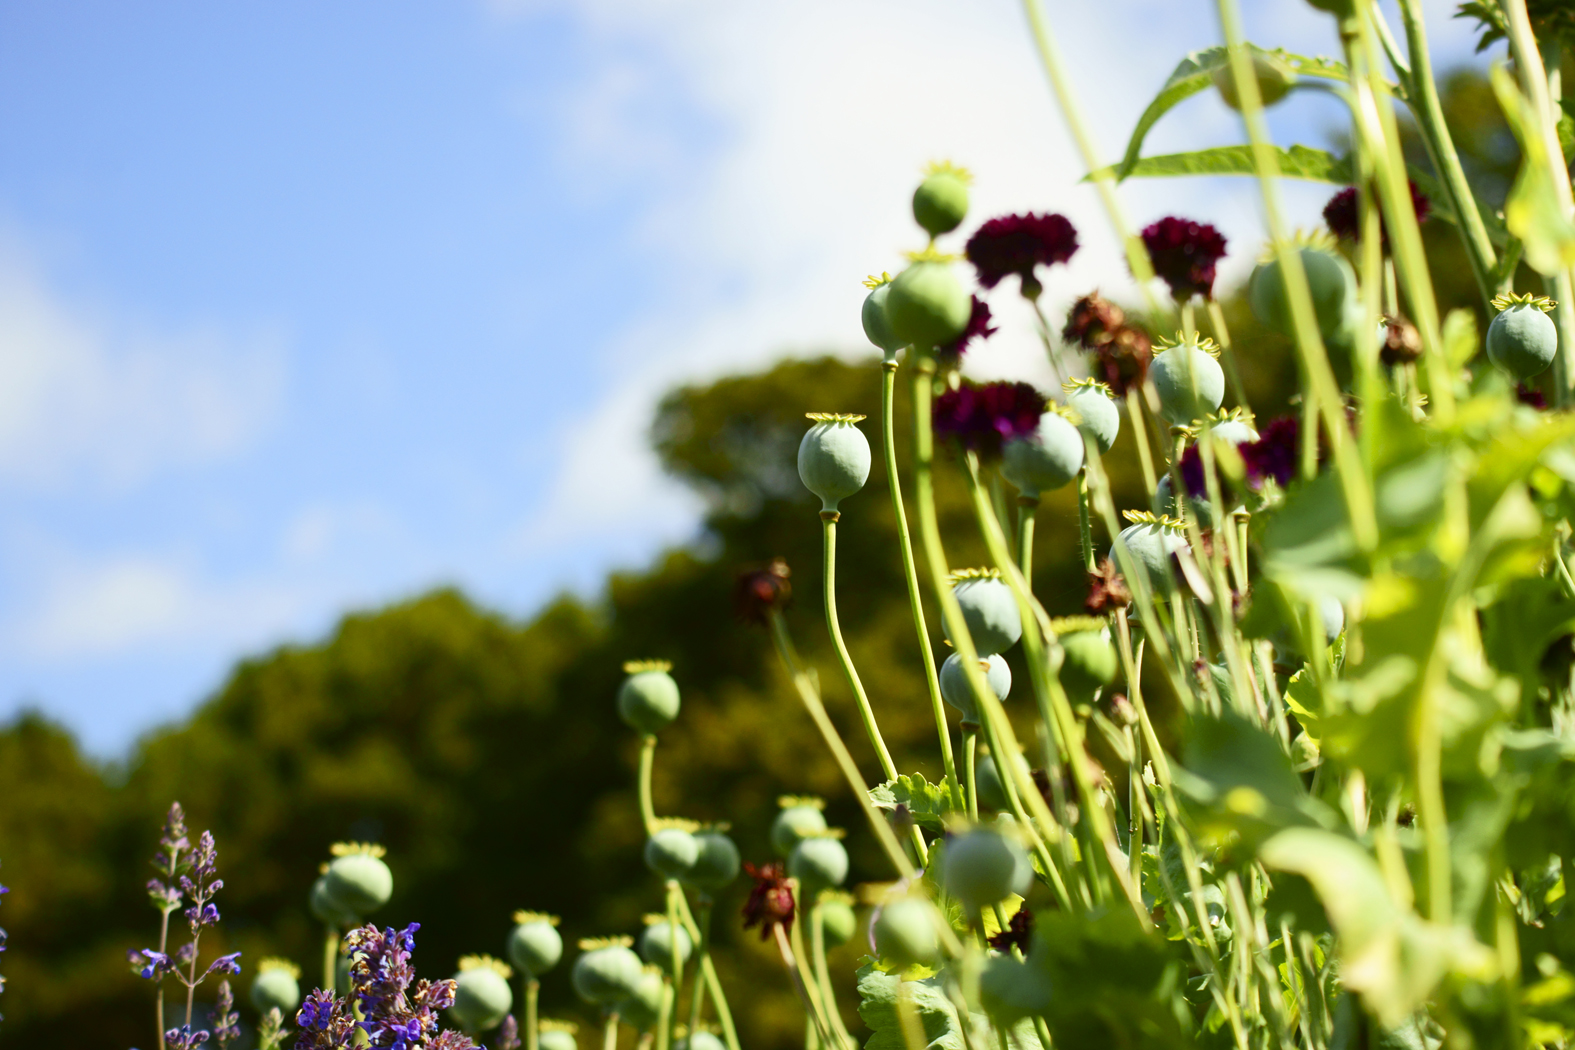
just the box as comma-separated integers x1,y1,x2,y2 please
0,68,1508,1050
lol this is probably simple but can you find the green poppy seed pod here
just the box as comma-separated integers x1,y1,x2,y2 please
250,963,301,1015
638,920,693,975
943,828,1032,914
819,897,857,947
975,754,1009,813
684,830,741,892
862,282,906,356
309,875,359,927
323,851,393,916
507,917,563,977
572,944,645,1005
798,415,871,513
644,828,699,880
938,652,1011,724
788,836,849,897
1249,246,1358,340
945,573,1022,657
450,964,514,1033
540,1032,579,1050
1057,627,1119,701
1151,345,1225,426
874,897,941,969
979,952,1053,1024
1111,519,1187,595
1211,53,1296,111
1488,301,1559,380
618,662,680,735
1001,413,1084,499
886,260,972,349
912,170,970,237
615,967,666,1031
1154,474,1214,529
680,1034,727,1050
1065,387,1120,454
771,801,828,858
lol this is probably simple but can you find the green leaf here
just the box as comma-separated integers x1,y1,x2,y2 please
857,962,1043,1050
1441,308,1479,370
870,771,960,832
1173,709,1334,845
1491,65,1575,274
1092,144,1352,184
1282,669,1322,747
1113,46,1363,181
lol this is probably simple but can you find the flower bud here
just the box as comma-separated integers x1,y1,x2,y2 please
943,827,1032,915
645,827,700,880
1001,411,1084,499
449,956,513,1033
618,661,680,735
250,959,301,1015
798,414,871,513
938,652,1011,725
571,940,644,1004
771,798,828,858
873,897,941,969
945,570,1022,657
788,834,849,897
507,912,563,977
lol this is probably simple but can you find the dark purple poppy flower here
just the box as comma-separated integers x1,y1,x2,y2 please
1178,445,1208,499
1323,181,1430,248
965,213,1078,293
1139,217,1227,300
932,381,1047,460
940,295,998,361
1517,383,1547,409
987,906,1033,954
1240,415,1299,489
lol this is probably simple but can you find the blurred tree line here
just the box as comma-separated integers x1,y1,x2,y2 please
0,67,1510,1050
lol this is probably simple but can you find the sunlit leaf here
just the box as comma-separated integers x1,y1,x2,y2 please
1490,65,1575,274
870,771,961,832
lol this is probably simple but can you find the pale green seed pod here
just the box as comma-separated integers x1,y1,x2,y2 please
975,754,1009,813
945,571,1022,657
1249,245,1357,340
1151,343,1225,426
684,830,741,892
1064,383,1120,454
507,913,563,977
1488,299,1559,380
943,828,1032,914
938,652,1011,724
644,827,699,880
771,799,828,858
571,941,645,1005
798,414,871,513
874,897,941,969
250,959,302,1015
309,875,359,927
788,835,849,897
322,845,393,917
1055,625,1119,701
615,967,666,1032
886,260,972,349
449,958,514,1033
1001,412,1084,499
1111,518,1187,596
539,1030,579,1050
680,1033,727,1050
638,919,693,976
818,894,858,948
862,281,906,357
912,168,970,237
618,661,680,735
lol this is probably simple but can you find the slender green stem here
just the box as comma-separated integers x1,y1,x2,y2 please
775,918,840,1050
663,881,683,1050
1126,725,1142,886
962,729,980,822
604,1013,620,1050
671,894,739,1050
686,899,713,1038
526,979,540,1050
323,926,340,996
821,513,897,781
882,359,962,810
1204,299,1251,410
1076,468,1095,572
1395,0,1497,307
809,904,851,1046
1015,498,1037,583
155,902,175,1050
638,735,658,836
1124,389,1160,496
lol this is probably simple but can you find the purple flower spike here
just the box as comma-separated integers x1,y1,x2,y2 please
498,1014,523,1050
965,213,1078,294
164,1025,214,1050
932,381,1048,460
1140,216,1227,301
128,948,174,980
213,979,241,1048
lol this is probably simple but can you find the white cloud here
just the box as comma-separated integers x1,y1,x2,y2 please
0,235,285,491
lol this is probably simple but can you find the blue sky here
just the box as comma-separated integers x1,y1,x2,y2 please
0,0,1489,754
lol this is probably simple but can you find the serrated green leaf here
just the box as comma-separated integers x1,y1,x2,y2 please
1114,46,1362,181
869,771,960,832
1093,144,1352,184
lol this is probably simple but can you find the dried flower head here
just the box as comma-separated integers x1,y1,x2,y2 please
939,295,998,362
1062,292,1126,349
1084,557,1131,614
1241,415,1300,489
1092,325,1153,397
1322,182,1430,248
733,558,791,625
965,212,1079,295
932,381,1048,460
741,862,796,939
1140,216,1228,300
1380,314,1422,365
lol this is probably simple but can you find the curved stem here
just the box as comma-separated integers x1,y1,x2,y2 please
882,359,962,810
775,916,840,1050
671,894,738,1050
821,513,897,781
638,735,658,837
810,904,850,1046
1015,498,1037,583
526,979,540,1050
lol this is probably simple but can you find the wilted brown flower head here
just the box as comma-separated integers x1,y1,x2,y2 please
1092,325,1153,397
741,862,795,939
1380,315,1422,366
1062,292,1126,349
733,559,792,625
1085,558,1131,614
